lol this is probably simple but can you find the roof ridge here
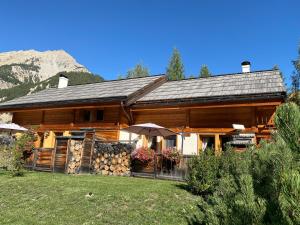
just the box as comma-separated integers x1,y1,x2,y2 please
165,69,277,83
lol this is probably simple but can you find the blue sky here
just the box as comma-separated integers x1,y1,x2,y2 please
0,0,299,87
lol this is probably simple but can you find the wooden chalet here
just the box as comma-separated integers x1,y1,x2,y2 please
0,65,286,156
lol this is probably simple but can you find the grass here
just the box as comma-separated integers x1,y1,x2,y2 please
0,171,200,225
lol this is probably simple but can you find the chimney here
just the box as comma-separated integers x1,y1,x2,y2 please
58,74,69,88
241,61,251,73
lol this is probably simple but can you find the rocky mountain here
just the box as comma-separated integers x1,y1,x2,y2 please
0,50,104,123
0,50,104,103
0,50,89,89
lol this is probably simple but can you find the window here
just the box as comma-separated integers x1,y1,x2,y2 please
83,110,91,122
200,136,215,151
165,135,177,148
96,110,104,121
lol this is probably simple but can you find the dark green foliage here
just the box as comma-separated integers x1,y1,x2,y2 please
126,64,149,78
0,82,36,102
187,149,219,195
290,44,300,106
187,103,300,225
279,170,300,225
166,48,185,80
274,102,300,155
199,65,212,78
0,71,104,102
0,130,36,177
188,149,265,225
40,71,104,88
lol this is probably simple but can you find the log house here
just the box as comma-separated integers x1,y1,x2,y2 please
0,65,286,155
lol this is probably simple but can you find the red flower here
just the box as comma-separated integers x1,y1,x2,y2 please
162,147,182,164
131,147,154,163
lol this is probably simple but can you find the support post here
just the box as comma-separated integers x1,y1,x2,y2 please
215,134,221,156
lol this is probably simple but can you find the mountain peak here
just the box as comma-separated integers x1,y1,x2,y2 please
0,49,89,89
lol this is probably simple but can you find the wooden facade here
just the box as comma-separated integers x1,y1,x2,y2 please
8,98,282,153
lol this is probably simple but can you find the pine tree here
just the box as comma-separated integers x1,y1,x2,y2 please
291,45,300,106
199,65,212,78
166,48,185,80
126,64,149,78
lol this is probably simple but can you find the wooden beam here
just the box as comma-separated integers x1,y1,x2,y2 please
125,76,167,106
0,103,121,113
170,127,257,134
131,101,283,111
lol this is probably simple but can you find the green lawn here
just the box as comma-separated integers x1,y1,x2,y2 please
0,171,199,225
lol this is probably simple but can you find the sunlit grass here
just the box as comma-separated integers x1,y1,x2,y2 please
0,171,199,225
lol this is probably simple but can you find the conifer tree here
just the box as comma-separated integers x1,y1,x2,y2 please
126,64,149,78
199,65,212,78
166,48,185,80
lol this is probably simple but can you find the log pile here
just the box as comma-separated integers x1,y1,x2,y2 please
92,142,134,176
67,140,84,174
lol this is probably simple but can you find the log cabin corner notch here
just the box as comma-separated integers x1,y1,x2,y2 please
0,68,286,154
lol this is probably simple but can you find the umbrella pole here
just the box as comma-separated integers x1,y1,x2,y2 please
154,150,157,179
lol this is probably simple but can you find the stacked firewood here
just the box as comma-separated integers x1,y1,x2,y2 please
67,140,83,174
92,142,134,176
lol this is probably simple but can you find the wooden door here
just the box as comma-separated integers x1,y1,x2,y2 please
53,138,68,173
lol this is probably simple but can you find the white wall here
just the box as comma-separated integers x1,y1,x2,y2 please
177,133,198,155
119,130,143,148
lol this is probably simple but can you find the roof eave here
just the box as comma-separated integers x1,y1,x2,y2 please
0,96,127,112
133,92,286,108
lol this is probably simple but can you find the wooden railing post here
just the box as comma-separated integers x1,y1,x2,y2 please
32,148,38,170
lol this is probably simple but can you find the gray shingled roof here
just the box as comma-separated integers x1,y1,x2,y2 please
0,75,163,108
137,70,286,103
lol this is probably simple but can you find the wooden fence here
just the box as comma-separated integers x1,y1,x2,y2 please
131,154,191,181
25,131,192,181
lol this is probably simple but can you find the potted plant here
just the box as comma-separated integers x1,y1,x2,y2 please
131,147,155,173
161,147,182,173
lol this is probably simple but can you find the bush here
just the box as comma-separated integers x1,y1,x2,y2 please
187,149,220,195
0,131,36,177
187,103,300,225
274,102,300,155
187,148,251,195
279,170,300,224
0,145,14,171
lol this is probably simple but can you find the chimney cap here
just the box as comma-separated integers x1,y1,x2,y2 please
59,74,68,79
241,61,251,66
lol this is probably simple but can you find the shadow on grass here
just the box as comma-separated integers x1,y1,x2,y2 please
174,182,191,192
0,169,8,176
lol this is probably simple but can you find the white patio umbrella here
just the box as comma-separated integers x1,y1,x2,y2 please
0,123,28,132
121,123,176,137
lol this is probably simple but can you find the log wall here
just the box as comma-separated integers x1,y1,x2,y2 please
11,100,281,152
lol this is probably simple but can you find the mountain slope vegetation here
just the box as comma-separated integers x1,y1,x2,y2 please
0,71,104,103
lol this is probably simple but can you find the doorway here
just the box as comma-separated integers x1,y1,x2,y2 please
200,135,215,152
